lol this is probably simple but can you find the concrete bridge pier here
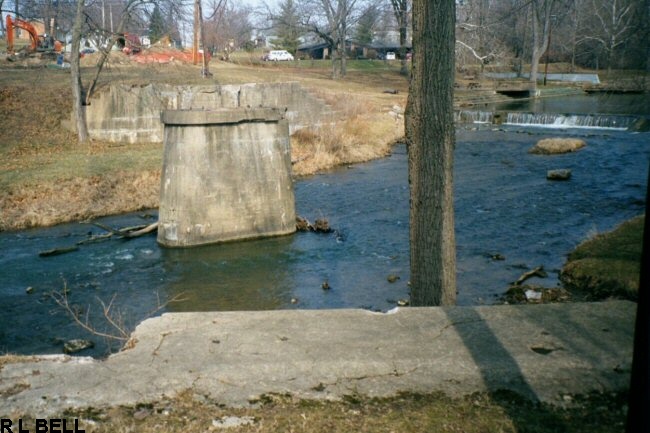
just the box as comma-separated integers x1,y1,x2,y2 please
157,108,296,247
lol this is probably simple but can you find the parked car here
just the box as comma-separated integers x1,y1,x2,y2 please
385,51,396,60
265,50,294,61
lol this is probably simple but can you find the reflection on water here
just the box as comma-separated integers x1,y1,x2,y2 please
1,121,648,357
162,236,294,312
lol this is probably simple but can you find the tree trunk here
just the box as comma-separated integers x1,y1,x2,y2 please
85,9,128,105
405,0,457,306
625,160,650,433
331,42,340,79
71,0,89,143
391,0,409,76
530,6,543,89
0,1,4,33
399,19,408,76
530,0,554,90
331,39,343,79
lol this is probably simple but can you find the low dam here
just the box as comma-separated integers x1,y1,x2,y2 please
79,82,332,143
157,108,295,247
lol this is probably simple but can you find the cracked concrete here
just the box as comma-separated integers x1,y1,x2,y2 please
0,301,635,416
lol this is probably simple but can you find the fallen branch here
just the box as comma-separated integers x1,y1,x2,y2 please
122,222,158,238
39,246,79,257
83,221,158,239
77,232,114,245
52,282,188,346
86,221,121,235
52,288,129,342
513,266,548,286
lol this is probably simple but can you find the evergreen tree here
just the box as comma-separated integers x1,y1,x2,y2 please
355,4,380,45
273,0,302,54
149,4,166,44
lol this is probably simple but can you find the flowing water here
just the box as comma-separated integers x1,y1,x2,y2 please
457,93,650,130
1,95,649,357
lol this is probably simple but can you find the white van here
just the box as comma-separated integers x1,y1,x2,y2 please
266,50,295,61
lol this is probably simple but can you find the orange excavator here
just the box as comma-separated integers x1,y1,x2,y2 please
5,15,63,56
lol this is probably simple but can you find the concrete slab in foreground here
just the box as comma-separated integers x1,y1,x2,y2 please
0,301,635,416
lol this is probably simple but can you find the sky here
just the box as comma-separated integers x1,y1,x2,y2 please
243,0,278,9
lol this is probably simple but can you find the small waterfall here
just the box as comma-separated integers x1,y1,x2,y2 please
505,112,638,130
454,110,494,124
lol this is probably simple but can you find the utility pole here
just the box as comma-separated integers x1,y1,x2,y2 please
198,0,211,77
193,0,199,65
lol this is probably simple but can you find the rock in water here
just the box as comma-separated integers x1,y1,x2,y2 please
547,169,572,181
63,339,94,354
314,218,332,233
295,216,312,231
530,138,586,155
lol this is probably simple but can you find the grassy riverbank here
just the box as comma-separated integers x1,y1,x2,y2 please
561,215,645,301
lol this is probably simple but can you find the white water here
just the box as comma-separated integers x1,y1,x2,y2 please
455,110,639,130
505,112,636,130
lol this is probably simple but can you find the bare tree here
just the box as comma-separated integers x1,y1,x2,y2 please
12,0,76,37
203,0,253,57
0,1,5,33
389,0,410,75
583,0,637,74
406,0,457,306
564,0,588,72
529,0,558,90
300,0,363,79
84,0,192,104
70,0,88,143
455,0,508,72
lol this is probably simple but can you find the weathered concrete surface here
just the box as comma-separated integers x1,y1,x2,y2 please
77,83,332,143
157,108,295,247
0,301,634,416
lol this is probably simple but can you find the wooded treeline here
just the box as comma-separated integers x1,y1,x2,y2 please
455,0,650,73
3,0,647,74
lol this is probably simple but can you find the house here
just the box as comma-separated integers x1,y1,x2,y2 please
297,37,411,60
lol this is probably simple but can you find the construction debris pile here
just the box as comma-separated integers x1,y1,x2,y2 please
80,45,209,67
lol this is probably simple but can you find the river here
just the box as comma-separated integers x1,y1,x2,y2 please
1,94,649,357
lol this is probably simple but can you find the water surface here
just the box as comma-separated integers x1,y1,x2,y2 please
1,124,648,357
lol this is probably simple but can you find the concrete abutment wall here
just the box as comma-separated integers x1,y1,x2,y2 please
157,108,296,247
79,82,332,143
